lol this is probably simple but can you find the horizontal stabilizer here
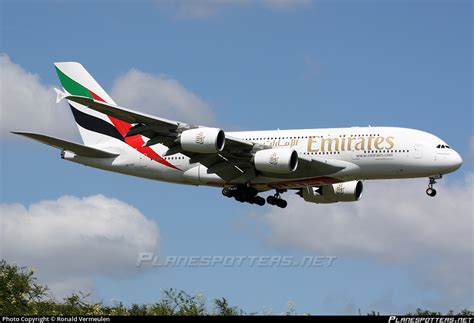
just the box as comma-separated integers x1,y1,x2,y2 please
12,132,119,158
53,87,68,103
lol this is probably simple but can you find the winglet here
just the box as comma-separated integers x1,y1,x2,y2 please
54,87,68,103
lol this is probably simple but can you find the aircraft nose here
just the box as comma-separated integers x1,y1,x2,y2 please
451,150,463,170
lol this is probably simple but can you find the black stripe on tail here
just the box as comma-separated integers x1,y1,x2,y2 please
69,104,124,142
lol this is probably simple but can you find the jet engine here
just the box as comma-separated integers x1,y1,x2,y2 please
300,180,363,204
254,148,298,174
180,127,225,153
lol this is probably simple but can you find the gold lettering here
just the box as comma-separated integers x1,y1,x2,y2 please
321,138,339,152
385,136,394,149
340,137,346,151
347,137,355,151
307,134,394,152
354,137,365,150
307,137,319,152
367,136,376,150
374,136,385,150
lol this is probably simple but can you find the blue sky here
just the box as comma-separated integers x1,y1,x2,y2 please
0,0,472,314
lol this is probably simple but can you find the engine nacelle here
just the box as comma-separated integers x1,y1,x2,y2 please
302,180,363,204
180,127,225,153
254,149,298,174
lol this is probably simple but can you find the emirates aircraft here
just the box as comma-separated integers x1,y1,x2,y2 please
14,62,463,208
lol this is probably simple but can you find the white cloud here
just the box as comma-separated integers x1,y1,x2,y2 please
157,0,311,19
0,54,76,139
256,174,474,311
111,69,216,126
0,195,160,298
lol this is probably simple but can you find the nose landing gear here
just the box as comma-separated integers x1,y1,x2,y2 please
426,175,441,197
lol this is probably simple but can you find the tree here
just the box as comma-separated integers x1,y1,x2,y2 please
1,259,472,316
214,297,242,315
0,259,49,315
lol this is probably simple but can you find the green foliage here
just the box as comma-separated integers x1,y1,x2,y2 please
147,289,206,315
0,260,240,316
1,260,473,316
405,308,474,316
213,297,242,315
0,259,49,315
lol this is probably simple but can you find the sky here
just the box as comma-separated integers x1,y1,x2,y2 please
0,0,473,315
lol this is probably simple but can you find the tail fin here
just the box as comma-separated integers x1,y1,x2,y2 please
54,62,126,146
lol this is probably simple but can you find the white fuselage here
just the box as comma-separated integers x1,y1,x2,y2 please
63,126,462,191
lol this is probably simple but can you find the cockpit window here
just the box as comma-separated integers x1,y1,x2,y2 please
436,144,450,149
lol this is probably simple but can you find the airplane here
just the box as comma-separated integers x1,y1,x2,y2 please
13,62,463,208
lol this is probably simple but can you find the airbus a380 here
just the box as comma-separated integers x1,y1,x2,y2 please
14,62,463,208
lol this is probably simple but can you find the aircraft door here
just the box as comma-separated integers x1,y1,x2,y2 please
414,144,423,159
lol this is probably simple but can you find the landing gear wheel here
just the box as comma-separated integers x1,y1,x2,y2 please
222,187,232,197
235,194,245,202
253,196,266,206
267,196,277,205
267,190,288,207
426,176,440,197
426,188,437,197
276,199,287,208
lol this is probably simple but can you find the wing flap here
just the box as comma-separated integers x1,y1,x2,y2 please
12,132,119,158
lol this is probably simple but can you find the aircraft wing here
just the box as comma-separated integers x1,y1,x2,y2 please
12,132,118,158
64,94,344,181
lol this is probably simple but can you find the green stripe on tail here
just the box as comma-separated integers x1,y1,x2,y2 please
54,67,93,99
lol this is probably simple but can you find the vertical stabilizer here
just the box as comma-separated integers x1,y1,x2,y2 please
54,62,125,146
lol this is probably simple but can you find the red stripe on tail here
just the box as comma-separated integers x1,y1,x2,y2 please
89,91,179,170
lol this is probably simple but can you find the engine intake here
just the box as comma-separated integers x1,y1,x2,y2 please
254,149,298,174
301,180,363,204
180,128,225,153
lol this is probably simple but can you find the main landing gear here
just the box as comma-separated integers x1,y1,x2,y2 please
266,189,288,208
222,185,265,206
426,175,441,197
222,186,288,208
